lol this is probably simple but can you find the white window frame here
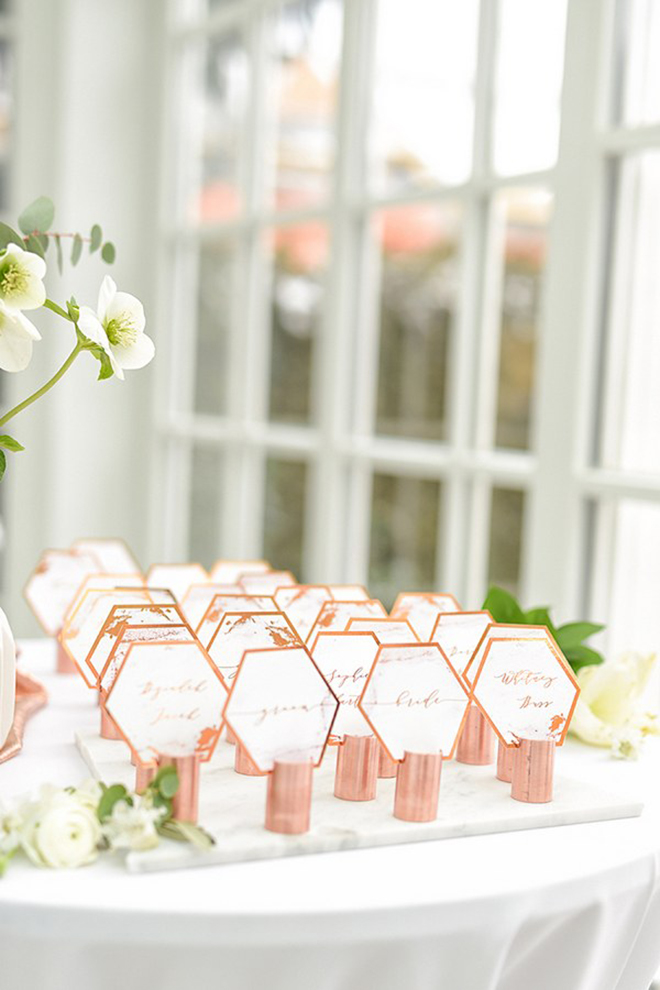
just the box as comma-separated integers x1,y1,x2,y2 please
153,0,660,635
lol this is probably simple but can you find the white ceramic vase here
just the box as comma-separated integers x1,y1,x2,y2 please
0,606,16,748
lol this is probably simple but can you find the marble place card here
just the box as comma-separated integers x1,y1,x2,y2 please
327,585,370,601
309,630,380,741
196,595,277,648
180,583,245,629
239,571,297,595
390,593,461,641
359,643,470,761
306,599,387,645
99,622,198,693
61,586,174,687
72,538,141,575
104,640,228,764
430,611,493,677
345,617,419,644
274,585,334,641
207,611,301,685
462,623,564,685
86,602,185,687
210,560,271,584
63,573,146,627
145,564,209,602
223,645,339,772
25,548,104,636
470,636,580,748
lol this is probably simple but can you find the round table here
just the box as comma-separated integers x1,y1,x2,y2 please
1,641,659,990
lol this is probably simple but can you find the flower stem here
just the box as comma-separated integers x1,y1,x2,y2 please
0,342,83,428
42,298,73,321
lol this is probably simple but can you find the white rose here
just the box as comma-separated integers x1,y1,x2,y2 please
74,778,103,813
102,798,161,852
21,791,100,869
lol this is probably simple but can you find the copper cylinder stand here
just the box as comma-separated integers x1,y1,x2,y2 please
226,725,238,746
135,761,158,792
511,738,555,803
334,734,378,801
378,744,398,778
496,740,516,782
393,751,443,823
235,741,267,776
56,638,77,675
265,760,314,835
157,752,201,822
99,694,123,740
455,703,494,765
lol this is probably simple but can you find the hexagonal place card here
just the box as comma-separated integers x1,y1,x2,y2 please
274,585,334,641
25,549,104,636
61,587,176,688
145,564,209,602
359,643,471,762
239,571,297,595
196,595,277,648
72,538,141,574
327,585,370,601
207,611,301,685
63,573,146,628
223,645,339,772
390,593,461,641
104,640,228,764
345,617,419,643
430,610,493,677
309,631,380,741
462,623,563,685
470,636,580,747
86,603,185,687
210,559,271,583
180,583,245,628
306,599,387,645
99,622,198,694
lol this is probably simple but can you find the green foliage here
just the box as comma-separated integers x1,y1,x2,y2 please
101,241,115,264
0,435,24,452
18,196,55,236
90,224,102,253
481,585,605,674
71,233,83,266
25,234,45,258
0,450,6,483
97,783,131,822
54,235,63,274
157,819,216,849
0,222,23,251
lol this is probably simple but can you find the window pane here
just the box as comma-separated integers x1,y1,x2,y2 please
370,0,479,192
369,474,442,608
194,239,237,417
263,458,308,577
0,39,12,212
599,153,660,473
493,187,551,451
493,0,567,176
375,203,461,442
267,223,327,424
189,446,223,567
182,32,249,224
615,0,660,125
267,0,343,210
487,487,526,597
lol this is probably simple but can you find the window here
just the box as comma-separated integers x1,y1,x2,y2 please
156,0,660,653
0,0,14,590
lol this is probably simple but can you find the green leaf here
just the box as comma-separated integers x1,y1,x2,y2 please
155,766,179,799
481,586,526,624
97,783,128,821
0,222,23,251
555,621,604,651
101,241,116,264
563,644,604,672
90,224,102,253
25,234,45,258
71,233,83,266
524,607,557,635
0,450,6,483
55,235,63,275
36,233,49,253
0,435,24,452
18,196,55,235
66,297,80,322
158,819,215,849
96,351,114,381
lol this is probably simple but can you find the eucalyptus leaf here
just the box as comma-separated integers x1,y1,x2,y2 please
25,234,45,258
0,435,24,452
71,233,83,266
101,241,116,264
0,222,23,251
90,224,102,252
97,783,128,821
18,196,55,235
36,233,49,253
55,235,63,275
156,766,179,799
481,586,525,624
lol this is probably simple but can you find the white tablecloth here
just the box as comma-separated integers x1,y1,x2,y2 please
0,641,659,990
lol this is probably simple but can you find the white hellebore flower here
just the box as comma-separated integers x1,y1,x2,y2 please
569,652,660,759
0,242,46,311
0,300,41,372
20,788,101,869
77,276,154,381
102,798,162,852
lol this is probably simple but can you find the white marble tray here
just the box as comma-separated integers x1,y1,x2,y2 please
75,732,643,874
